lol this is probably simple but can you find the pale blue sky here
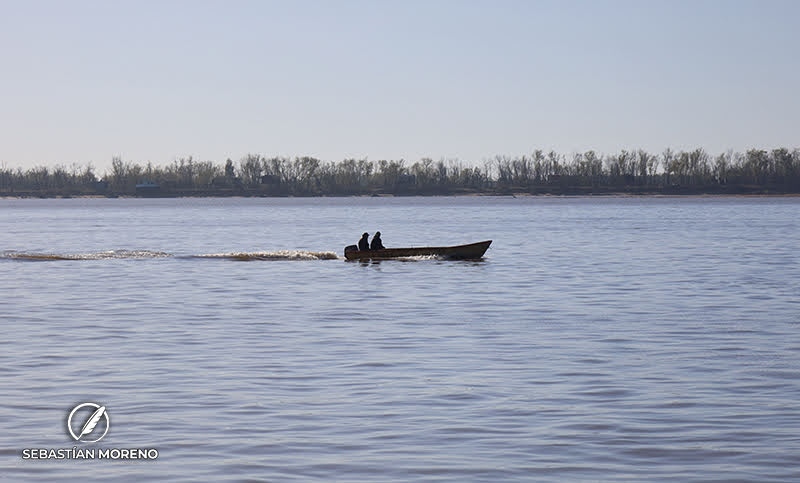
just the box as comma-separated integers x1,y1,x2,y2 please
1,0,798,170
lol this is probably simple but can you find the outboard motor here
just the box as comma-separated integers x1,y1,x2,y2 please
344,244,358,256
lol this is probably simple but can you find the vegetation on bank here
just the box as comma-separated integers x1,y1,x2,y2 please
2,148,800,197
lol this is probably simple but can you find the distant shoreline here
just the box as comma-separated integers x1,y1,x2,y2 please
3,148,799,198
3,190,800,200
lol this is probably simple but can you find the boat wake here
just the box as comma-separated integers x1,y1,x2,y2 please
1,249,340,262
394,255,443,261
1,250,172,261
191,250,340,261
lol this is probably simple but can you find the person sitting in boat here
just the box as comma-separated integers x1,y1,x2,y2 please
370,231,385,250
358,232,370,251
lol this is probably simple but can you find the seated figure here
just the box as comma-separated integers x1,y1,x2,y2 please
370,231,385,250
358,232,370,251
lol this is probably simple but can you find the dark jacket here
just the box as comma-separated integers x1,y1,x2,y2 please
358,234,370,251
370,235,384,250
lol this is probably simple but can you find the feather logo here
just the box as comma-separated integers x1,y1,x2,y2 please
78,406,106,440
67,403,110,443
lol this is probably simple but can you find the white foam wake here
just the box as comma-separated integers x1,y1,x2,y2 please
193,250,340,261
2,250,171,261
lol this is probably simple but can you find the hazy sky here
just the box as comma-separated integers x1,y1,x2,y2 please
1,0,798,170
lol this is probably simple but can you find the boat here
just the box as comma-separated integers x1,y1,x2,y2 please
344,240,491,260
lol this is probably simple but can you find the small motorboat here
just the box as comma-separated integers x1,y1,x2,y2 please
344,240,491,260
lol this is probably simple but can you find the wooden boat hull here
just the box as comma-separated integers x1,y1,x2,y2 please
344,240,491,260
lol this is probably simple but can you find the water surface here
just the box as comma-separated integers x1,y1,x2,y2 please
1,196,799,481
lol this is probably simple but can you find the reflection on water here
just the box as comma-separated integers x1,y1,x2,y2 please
352,255,488,265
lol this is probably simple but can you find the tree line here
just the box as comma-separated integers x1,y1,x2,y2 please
2,148,799,197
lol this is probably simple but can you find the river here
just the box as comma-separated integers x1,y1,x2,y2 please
1,196,798,481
